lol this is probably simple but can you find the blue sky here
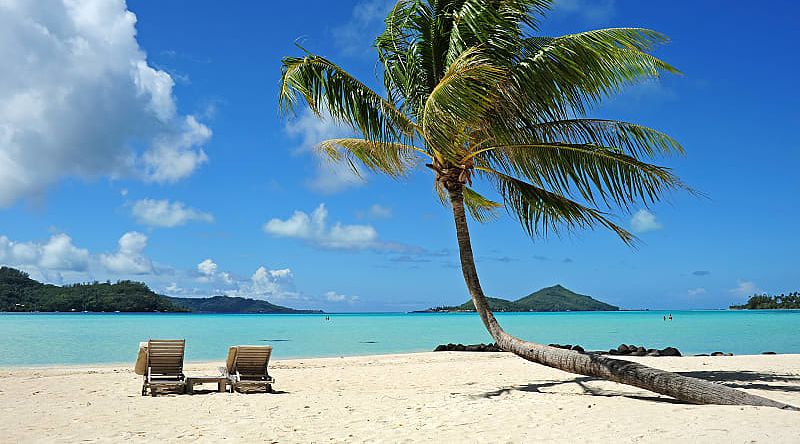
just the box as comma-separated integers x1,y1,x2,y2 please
1,0,798,311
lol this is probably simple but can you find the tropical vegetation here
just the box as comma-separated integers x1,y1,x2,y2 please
279,0,793,408
731,292,800,310
0,266,318,313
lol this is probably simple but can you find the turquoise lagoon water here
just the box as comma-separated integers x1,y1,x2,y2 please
1,310,799,366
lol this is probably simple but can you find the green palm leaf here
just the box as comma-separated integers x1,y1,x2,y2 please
317,138,425,178
482,169,635,244
474,141,687,209
280,54,418,144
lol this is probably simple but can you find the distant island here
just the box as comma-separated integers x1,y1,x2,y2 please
0,266,321,314
417,284,618,312
730,292,800,310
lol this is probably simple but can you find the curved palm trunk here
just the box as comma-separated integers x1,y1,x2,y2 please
446,185,796,409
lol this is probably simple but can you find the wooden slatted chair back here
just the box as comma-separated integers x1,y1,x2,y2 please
147,339,185,377
233,346,272,379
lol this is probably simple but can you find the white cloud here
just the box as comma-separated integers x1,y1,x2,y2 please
324,290,359,303
196,258,232,284
263,204,384,250
100,231,153,275
332,0,393,56
730,280,760,297
367,204,392,219
630,209,662,233
0,233,89,271
551,0,616,24
132,198,214,227
687,287,707,296
285,108,364,194
0,0,211,207
197,258,218,276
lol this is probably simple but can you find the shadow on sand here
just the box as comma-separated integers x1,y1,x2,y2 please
473,370,800,403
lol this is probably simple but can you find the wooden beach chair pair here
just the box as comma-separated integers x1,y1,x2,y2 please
137,340,274,396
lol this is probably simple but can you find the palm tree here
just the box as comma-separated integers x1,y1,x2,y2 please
279,0,794,409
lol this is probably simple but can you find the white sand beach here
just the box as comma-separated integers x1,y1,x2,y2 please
1,352,799,443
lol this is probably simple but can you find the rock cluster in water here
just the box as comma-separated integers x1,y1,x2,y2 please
606,344,682,357
434,343,503,352
434,343,782,357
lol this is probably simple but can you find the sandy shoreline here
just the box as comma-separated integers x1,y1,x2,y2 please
1,353,799,443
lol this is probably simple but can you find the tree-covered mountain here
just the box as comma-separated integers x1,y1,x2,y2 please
424,285,618,312
0,266,186,312
730,292,800,310
0,266,321,313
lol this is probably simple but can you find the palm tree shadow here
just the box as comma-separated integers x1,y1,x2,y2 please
677,370,800,393
474,370,800,403
474,377,689,405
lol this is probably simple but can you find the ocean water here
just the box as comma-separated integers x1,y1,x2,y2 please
1,310,799,366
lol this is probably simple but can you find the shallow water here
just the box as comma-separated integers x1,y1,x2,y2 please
1,310,799,365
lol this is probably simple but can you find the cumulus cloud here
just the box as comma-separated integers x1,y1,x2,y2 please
197,258,218,276
284,108,364,193
630,209,662,233
687,287,707,296
100,232,153,274
730,280,760,297
0,0,211,206
196,258,232,284
263,204,387,250
0,233,89,271
324,290,359,303
132,198,214,227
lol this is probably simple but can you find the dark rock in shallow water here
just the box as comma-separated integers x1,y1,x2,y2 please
646,350,661,357
659,347,681,357
711,351,724,356
694,354,710,357
617,344,630,354
434,343,503,352
571,345,585,353
762,351,777,355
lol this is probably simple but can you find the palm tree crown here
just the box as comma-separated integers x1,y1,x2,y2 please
280,0,687,244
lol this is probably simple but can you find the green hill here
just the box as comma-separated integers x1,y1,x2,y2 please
448,284,618,312
0,266,321,313
514,284,618,311
0,266,186,312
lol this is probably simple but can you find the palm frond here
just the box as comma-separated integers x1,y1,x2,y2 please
463,186,502,222
482,169,635,244
280,54,418,144
317,138,424,178
493,28,679,125
422,48,505,159
475,141,687,209
513,119,683,158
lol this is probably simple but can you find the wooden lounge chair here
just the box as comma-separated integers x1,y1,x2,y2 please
221,345,275,393
141,339,186,396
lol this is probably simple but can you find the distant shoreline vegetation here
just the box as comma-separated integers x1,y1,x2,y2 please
730,292,800,310
0,266,321,314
